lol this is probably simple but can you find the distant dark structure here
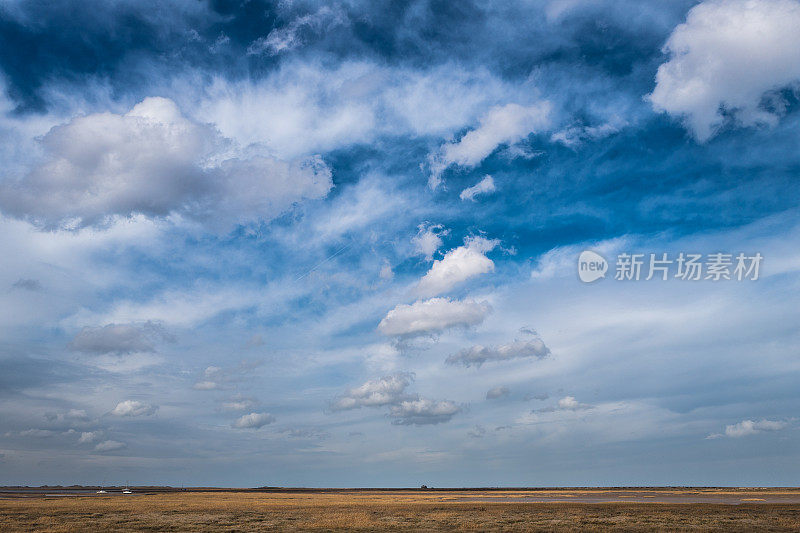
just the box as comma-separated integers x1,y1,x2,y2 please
420,485,428,489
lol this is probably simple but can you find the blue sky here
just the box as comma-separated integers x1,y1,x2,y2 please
0,0,799,487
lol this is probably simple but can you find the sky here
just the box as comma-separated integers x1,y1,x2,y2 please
0,0,799,487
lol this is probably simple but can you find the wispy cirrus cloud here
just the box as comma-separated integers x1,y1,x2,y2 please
428,102,551,188
459,175,496,201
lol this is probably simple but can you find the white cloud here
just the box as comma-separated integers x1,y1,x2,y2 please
649,0,800,141
550,118,625,147
85,353,163,374
530,237,629,280
707,418,788,438
411,223,448,261
204,366,222,377
415,236,499,297
94,440,126,452
388,398,463,425
486,386,510,400
379,259,394,280
329,373,415,411
70,321,172,355
527,396,594,414
247,6,346,56
78,431,102,444
83,286,265,328
378,298,491,337
459,175,496,201
0,97,332,231
445,338,550,367
555,396,592,411
192,381,219,391
232,412,276,429
428,101,551,188
198,62,531,160
110,400,157,417
328,373,462,425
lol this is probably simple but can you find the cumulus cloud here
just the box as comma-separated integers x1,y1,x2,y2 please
192,366,224,390
388,398,463,425
78,431,102,444
486,386,510,400
555,396,592,411
707,418,788,438
445,338,550,367
411,223,449,261
0,97,332,231
415,236,499,297
329,372,415,411
232,412,276,429
329,373,462,425
378,298,491,337
94,440,126,452
428,102,551,188
70,321,172,355
110,400,157,417
534,396,593,413
649,0,800,141
459,175,497,201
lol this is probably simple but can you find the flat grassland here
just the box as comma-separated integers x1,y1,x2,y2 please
2,488,800,532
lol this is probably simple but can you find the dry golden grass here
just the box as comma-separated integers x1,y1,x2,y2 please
2,490,800,532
